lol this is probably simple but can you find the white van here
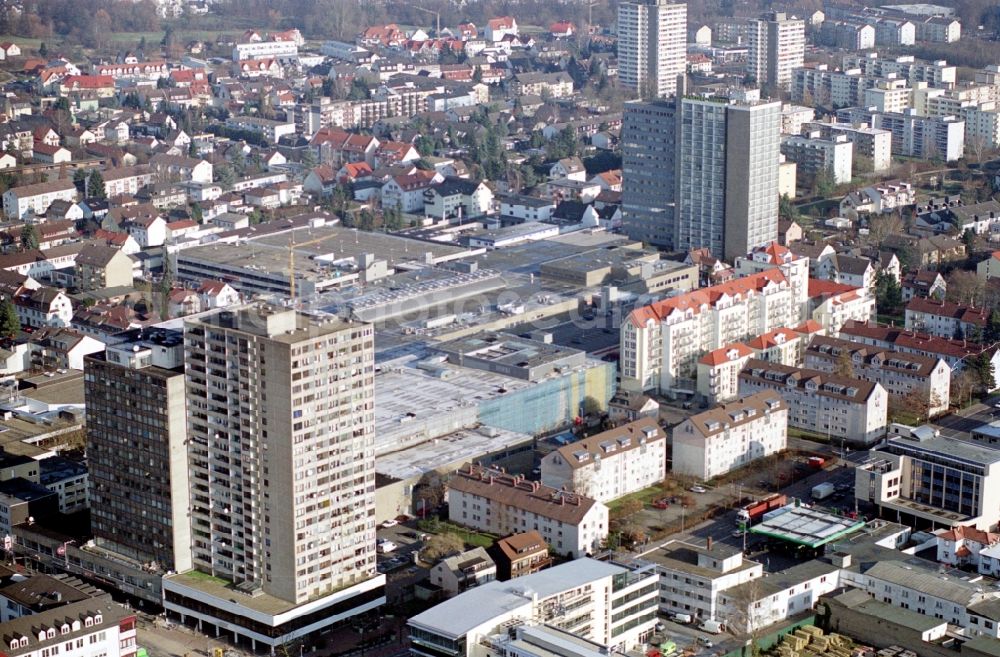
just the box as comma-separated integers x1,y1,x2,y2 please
671,613,693,624
700,619,723,634
377,540,397,553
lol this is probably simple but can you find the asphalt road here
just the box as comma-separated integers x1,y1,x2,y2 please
931,400,996,439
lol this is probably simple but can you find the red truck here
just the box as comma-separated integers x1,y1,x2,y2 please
736,493,787,526
807,456,826,469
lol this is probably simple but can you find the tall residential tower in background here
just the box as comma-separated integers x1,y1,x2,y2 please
617,0,687,99
748,12,806,91
622,89,782,260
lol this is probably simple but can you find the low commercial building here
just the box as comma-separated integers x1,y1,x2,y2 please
408,558,658,657
447,463,608,558
540,419,666,503
672,392,788,481
803,335,950,417
856,432,1000,530
739,359,887,446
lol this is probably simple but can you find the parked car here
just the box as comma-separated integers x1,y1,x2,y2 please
689,485,707,494
380,519,398,528
652,498,670,509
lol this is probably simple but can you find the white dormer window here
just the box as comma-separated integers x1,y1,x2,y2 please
46,629,55,639
85,618,93,628
71,622,80,632
93,614,102,625
60,625,69,636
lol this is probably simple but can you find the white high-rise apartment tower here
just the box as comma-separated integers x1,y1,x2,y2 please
618,0,687,99
748,12,805,91
163,304,384,651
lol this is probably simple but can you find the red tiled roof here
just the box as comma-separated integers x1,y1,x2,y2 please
698,343,753,366
61,75,114,89
808,278,858,299
629,269,787,328
906,297,987,327
746,327,799,350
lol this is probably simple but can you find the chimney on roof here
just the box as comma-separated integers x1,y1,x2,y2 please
707,536,713,551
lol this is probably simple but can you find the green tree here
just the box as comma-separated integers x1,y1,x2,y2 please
813,169,836,198
214,164,236,191
874,270,902,316
971,353,996,393
189,202,204,224
778,194,797,221
19,224,38,251
87,170,106,199
986,310,1000,344
38,42,47,58
0,299,18,338
358,209,375,231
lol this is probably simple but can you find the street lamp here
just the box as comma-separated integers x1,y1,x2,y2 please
58,540,76,570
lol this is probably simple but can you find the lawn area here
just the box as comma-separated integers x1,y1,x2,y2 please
183,570,230,585
417,519,496,549
606,483,669,514
876,313,903,326
788,427,831,444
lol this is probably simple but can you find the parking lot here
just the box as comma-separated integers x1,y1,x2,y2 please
376,520,430,604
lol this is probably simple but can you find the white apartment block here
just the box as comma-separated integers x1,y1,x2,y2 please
747,325,817,365
649,540,763,621
804,335,950,417
3,181,78,221
697,343,753,404
231,40,298,62
168,305,384,650
837,107,965,162
809,279,876,334
621,267,805,394
803,122,893,172
673,391,788,481
739,359,888,445
864,79,912,114
843,53,957,88
540,419,666,503
409,558,659,657
780,133,853,184
617,0,687,99
0,600,137,657
781,104,816,135
448,464,608,558
102,166,156,198
904,297,986,340
749,12,805,91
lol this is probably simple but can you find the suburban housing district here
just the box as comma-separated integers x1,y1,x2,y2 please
5,1,1000,657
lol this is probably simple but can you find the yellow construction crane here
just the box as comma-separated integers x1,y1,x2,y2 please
411,5,441,35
